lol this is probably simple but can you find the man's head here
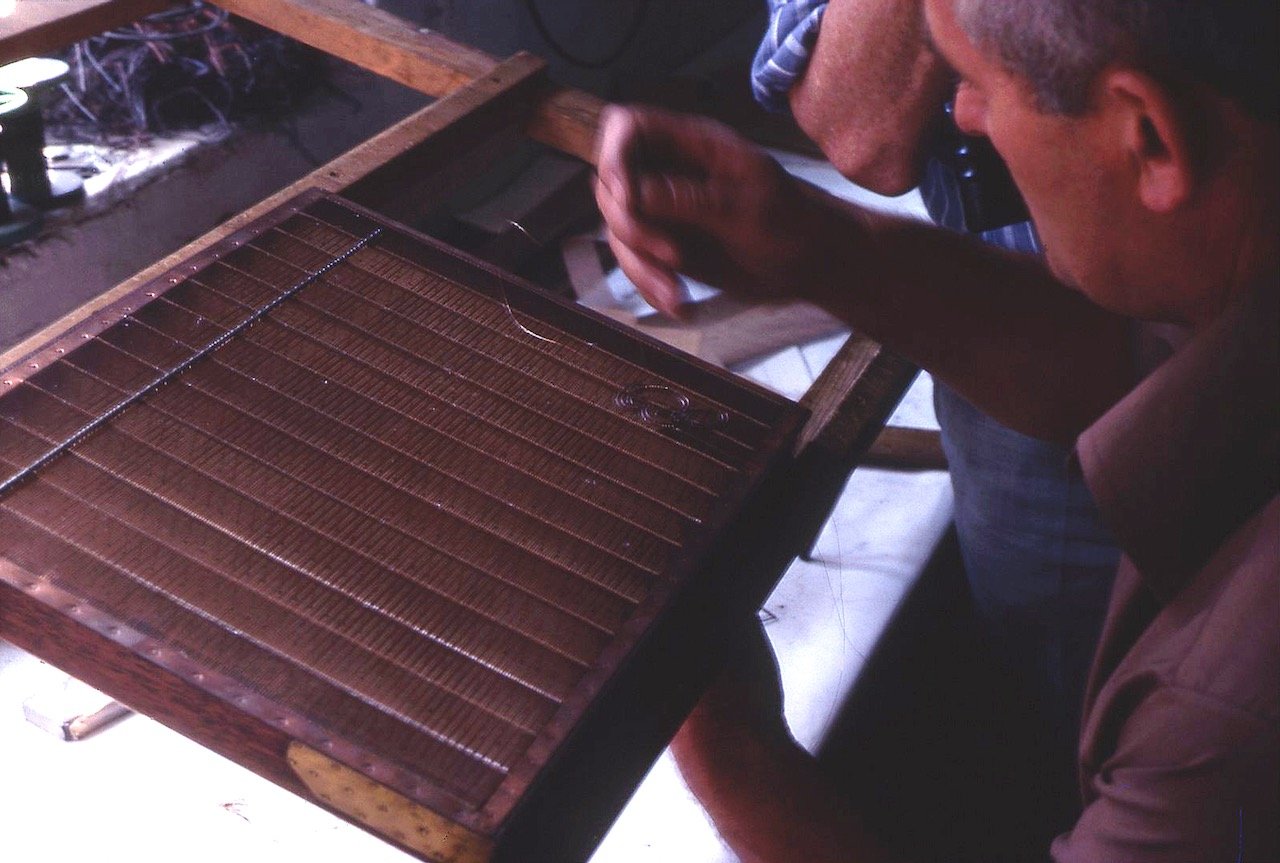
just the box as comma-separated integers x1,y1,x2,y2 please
953,0,1278,123
925,0,1279,325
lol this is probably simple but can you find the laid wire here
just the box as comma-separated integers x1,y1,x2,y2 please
0,229,382,500
498,220,564,345
58,82,99,124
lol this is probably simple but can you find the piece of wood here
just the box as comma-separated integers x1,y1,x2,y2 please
863,426,947,472
20,672,131,740
522,85,604,166
791,335,920,557
0,0,167,66
216,0,603,163
684,297,846,368
217,0,493,93
63,699,133,740
592,301,846,371
796,335,916,456
289,744,494,863
0,51,547,376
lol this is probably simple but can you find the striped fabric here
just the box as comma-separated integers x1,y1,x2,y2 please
751,0,828,113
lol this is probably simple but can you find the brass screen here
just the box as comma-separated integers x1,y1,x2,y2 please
0,192,801,821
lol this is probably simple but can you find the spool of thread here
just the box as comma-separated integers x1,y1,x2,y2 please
0,86,43,247
0,57,84,209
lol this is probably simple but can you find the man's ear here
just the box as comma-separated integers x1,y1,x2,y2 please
1099,69,1196,213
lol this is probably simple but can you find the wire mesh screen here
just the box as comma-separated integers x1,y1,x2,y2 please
0,190,803,840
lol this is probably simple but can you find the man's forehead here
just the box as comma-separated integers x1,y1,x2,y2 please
922,0,1024,92
920,0,968,75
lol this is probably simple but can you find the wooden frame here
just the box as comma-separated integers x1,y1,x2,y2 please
1,184,814,860
0,1,918,859
0,0,168,65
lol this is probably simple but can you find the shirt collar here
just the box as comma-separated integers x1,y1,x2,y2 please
1076,280,1280,603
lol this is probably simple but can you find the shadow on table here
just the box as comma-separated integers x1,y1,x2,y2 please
816,527,1080,863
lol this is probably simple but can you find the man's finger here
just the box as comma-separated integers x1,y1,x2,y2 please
594,173,683,270
620,105,740,176
595,104,641,210
604,230,689,320
636,175,728,228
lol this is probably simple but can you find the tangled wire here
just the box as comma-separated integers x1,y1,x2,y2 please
46,2,328,143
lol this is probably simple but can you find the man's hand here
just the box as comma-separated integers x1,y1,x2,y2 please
671,616,791,764
593,107,1132,445
669,617,900,863
594,105,833,318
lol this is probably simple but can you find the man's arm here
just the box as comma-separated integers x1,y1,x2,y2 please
788,0,952,194
669,620,900,863
594,106,1134,443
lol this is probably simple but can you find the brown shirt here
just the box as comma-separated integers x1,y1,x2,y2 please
1051,284,1279,862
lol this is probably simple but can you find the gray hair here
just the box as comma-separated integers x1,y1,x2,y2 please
953,0,1278,121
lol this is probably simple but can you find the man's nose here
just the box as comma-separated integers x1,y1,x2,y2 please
952,81,987,136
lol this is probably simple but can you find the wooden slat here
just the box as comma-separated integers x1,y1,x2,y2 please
0,52,546,376
791,335,920,557
522,85,605,167
216,0,494,92
0,0,167,66
863,427,947,472
215,0,603,163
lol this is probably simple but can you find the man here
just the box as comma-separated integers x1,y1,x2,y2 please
594,0,1278,859
760,1,1120,837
